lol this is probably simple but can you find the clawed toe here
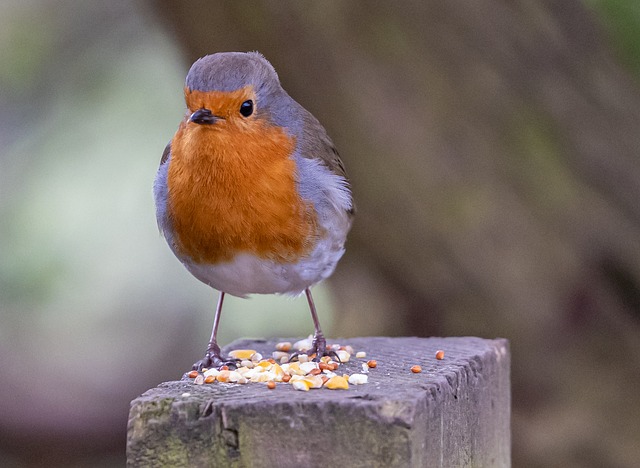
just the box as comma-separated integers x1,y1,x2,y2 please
288,335,342,363
192,351,239,371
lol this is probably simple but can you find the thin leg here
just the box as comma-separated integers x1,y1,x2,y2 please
193,292,236,370
305,288,329,361
207,291,225,356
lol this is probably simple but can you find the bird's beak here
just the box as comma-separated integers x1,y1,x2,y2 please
189,108,220,125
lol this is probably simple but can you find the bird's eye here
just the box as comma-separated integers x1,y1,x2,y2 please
240,100,254,117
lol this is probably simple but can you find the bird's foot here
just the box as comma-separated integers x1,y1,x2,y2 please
192,345,238,371
290,334,341,363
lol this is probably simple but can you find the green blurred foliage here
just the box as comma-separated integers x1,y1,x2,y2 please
588,0,640,77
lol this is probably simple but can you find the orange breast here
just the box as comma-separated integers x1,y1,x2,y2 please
167,116,318,264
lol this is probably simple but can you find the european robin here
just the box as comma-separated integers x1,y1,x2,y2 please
154,52,354,370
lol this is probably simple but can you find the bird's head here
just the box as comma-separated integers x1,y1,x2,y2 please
182,52,292,134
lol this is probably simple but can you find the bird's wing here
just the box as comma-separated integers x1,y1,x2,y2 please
298,113,355,217
160,141,171,166
324,144,355,216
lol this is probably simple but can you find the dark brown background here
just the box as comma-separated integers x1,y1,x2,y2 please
1,1,639,467
151,2,640,466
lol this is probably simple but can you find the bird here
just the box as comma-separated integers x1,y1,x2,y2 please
154,52,354,370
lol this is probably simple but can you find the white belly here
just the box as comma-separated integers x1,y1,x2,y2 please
182,226,347,297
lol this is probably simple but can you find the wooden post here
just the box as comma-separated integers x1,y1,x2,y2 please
127,337,510,467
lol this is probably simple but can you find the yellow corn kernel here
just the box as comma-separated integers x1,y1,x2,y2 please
272,363,284,377
228,349,257,360
304,375,324,389
325,376,349,390
292,380,311,391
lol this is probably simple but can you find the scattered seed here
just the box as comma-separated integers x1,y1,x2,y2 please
348,374,368,385
252,372,271,383
325,375,349,390
336,350,350,362
300,361,318,374
435,350,445,360
305,375,324,389
187,341,369,390
411,365,422,373
275,342,292,352
292,380,310,391
367,360,377,369
272,351,289,362
293,336,313,352
228,349,257,360
203,368,220,378
286,362,302,375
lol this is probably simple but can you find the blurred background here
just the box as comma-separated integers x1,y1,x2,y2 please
1,0,639,466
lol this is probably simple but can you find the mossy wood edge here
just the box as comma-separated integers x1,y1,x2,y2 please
127,336,510,467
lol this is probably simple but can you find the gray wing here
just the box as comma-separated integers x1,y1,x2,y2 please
154,141,172,236
297,110,355,217
160,141,171,166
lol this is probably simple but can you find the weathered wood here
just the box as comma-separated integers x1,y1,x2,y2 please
127,337,510,467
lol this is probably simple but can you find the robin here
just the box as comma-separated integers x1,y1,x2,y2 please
154,52,354,370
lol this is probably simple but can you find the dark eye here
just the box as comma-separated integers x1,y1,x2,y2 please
240,100,253,117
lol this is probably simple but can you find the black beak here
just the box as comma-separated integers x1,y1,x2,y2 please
190,108,220,125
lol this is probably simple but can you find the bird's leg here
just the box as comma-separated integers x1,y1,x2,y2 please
304,288,341,362
192,292,237,371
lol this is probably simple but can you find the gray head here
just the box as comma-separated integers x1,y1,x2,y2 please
183,52,305,133
186,52,282,99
